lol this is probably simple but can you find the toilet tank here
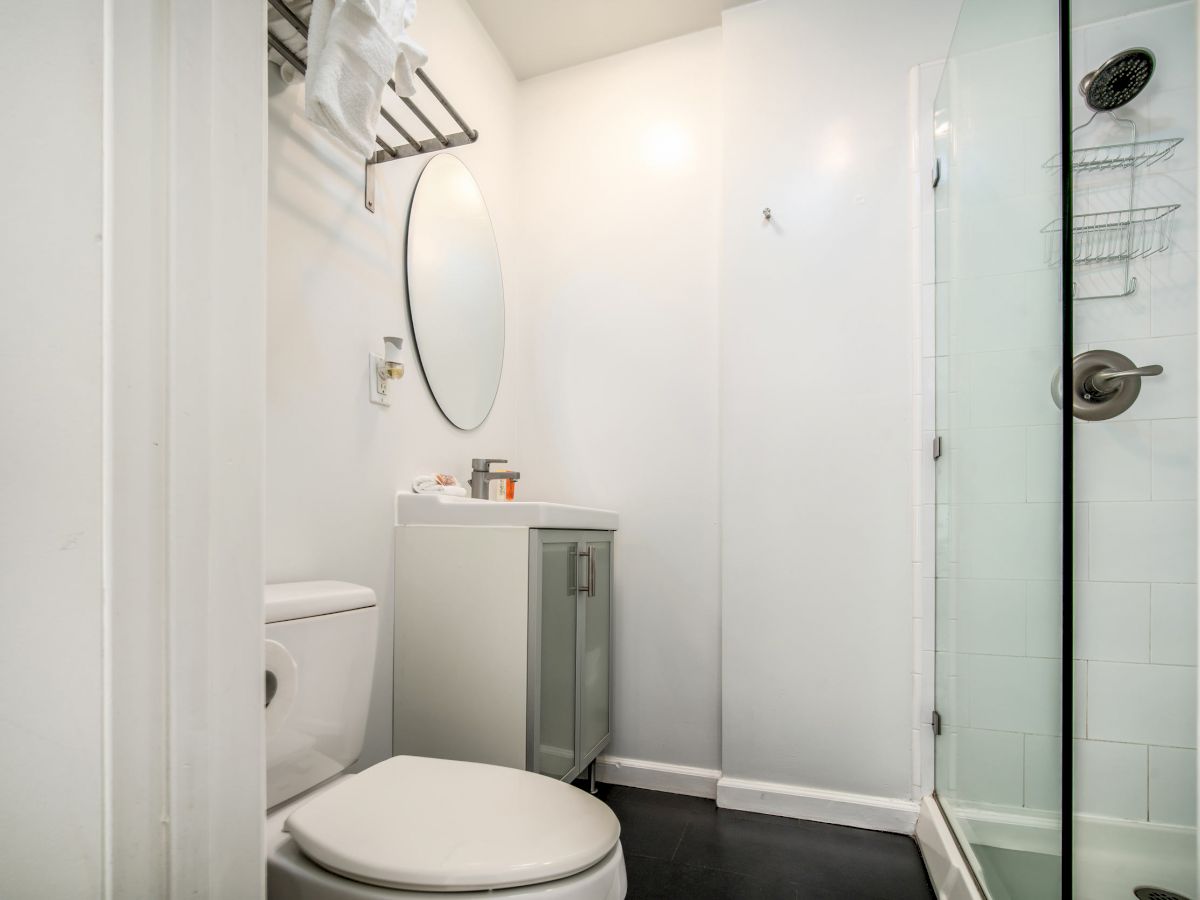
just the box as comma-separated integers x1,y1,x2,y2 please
264,581,378,809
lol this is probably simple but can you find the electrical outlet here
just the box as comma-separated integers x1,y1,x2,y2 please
368,353,389,406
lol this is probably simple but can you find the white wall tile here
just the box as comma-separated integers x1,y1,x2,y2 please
957,728,1025,806
958,579,1027,656
1075,659,1088,738
1024,734,1062,813
922,355,936,432
936,652,964,725
921,283,936,359
1026,424,1062,503
1075,739,1148,821
967,347,1061,428
1151,245,1199,337
1088,662,1197,748
935,282,950,358
1075,581,1151,663
1026,580,1062,658
950,427,1027,504
969,654,1061,735
936,578,957,651
929,208,944,284
950,273,1057,355
1089,500,1197,583
957,502,1061,581
1074,420,1153,501
921,503,936,568
1149,745,1197,826
1150,583,1198,666
1073,290,1151,345
1151,417,1197,500
1075,502,1090,582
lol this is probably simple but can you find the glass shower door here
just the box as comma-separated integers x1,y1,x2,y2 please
932,1,1068,896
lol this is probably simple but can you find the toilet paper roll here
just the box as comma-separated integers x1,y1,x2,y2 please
264,639,298,736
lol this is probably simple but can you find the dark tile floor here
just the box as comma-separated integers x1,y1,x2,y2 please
584,783,936,900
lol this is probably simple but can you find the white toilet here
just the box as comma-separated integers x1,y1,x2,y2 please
265,581,627,900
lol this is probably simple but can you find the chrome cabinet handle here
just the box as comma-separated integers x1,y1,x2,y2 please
578,547,596,597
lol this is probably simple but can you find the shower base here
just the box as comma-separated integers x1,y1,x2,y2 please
920,799,1196,900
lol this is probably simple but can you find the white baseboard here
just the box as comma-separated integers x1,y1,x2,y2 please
914,796,985,900
595,755,721,799
716,775,920,834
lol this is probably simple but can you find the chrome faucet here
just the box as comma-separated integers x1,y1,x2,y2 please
469,458,521,500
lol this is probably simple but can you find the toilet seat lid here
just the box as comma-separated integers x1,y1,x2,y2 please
284,756,621,892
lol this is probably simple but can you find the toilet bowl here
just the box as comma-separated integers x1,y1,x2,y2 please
264,581,626,900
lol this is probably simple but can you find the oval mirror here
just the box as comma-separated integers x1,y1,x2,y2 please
406,154,505,430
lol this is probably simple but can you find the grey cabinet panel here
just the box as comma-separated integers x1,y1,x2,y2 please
580,539,611,763
529,530,613,781
535,538,577,779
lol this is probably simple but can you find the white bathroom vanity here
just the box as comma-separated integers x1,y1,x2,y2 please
393,493,618,783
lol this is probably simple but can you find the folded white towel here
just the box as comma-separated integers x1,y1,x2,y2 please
412,474,467,497
304,0,426,157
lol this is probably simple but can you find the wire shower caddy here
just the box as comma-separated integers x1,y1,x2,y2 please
1043,113,1182,299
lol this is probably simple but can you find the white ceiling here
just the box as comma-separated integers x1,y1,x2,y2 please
467,0,756,81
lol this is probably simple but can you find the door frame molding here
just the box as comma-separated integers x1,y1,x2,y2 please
107,0,266,894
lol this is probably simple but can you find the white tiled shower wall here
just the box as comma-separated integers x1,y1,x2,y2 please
912,1,1198,827
1071,0,1198,825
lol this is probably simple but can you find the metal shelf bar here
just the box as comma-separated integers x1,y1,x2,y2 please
415,68,478,141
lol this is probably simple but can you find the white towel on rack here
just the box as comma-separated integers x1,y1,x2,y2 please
304,0,427,157
393,32,428,98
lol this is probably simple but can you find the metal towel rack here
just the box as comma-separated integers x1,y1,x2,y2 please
266,0,479,213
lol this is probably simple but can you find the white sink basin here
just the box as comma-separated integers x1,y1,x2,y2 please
395,492,618,530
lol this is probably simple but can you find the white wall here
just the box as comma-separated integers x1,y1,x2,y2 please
0,3,106,895
515,29,723,772
719,0,962,808
266,0,519,768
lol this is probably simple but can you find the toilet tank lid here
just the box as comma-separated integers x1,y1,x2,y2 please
264,581,376,623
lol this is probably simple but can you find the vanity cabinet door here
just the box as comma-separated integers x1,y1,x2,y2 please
578,536,612,765
529,529,614,781
532,536,578,780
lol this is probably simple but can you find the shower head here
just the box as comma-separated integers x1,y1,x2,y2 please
1079,47,1156,111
